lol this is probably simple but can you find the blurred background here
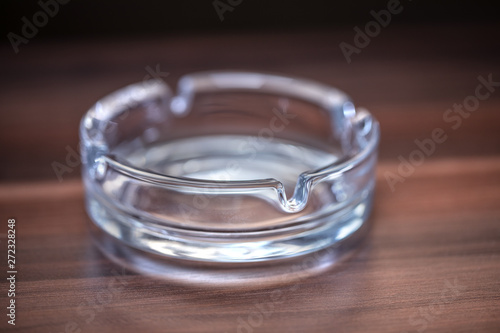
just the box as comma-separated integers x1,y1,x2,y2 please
2,0,499,37
1,0,499,182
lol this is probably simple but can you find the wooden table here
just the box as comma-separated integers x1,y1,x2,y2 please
1,25,499,332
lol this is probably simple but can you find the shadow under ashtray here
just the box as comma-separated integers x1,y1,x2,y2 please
89,221,369,289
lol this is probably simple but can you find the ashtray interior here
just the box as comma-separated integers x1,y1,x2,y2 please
120,135,339,198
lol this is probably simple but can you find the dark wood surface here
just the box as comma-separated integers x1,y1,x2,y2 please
1,25,500,332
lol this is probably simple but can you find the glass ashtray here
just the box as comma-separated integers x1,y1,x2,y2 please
80,71,379,263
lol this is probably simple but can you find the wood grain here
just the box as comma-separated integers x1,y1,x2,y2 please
1,25,499,332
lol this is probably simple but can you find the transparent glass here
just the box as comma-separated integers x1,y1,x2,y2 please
80,71,379,263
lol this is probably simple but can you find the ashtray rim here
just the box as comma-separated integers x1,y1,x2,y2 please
80,71,380,213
